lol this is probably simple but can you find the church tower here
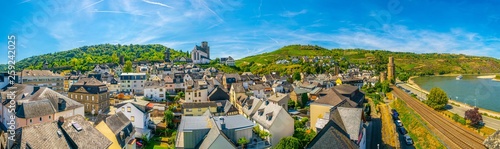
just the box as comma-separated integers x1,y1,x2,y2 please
201,41,209,59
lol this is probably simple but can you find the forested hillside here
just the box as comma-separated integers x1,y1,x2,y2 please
236,45,500,76
0,44,189,72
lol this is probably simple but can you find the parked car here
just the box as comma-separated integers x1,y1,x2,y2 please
396,120,403,127
399,127,407,134
391,109,399,116
404,135,413,145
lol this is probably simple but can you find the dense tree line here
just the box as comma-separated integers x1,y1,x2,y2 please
0,44,189,72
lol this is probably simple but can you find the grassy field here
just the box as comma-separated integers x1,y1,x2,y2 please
379,104,399,148
390,98,446,149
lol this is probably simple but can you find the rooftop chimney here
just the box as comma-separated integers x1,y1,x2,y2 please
58,116,65,126
220,117,226,130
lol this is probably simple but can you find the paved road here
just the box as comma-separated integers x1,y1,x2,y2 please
392,86,486,149
367,119,382,149
398,83,500,130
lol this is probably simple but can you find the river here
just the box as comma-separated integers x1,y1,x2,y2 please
412,75,500,112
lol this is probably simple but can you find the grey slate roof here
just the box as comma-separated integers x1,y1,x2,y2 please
103,112,135,147
312,88,350,107
336,107,363,141
198,126,236,149
183,101,218,109
68,77,107,94
212,115,254,130
306,120,358,149
12,121,70,149
12,115,112,149
208,86,230,101
61,115,113,149
3,84,83,118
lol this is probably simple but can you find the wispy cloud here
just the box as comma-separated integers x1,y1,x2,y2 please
142,0,173,9
280,9,307,17
78,0,104,12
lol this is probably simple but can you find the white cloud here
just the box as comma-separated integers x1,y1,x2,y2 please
280,9,307,17
142,0,173,9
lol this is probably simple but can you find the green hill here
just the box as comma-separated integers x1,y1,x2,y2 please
2,44,499,77
0,44,189,72
236,45,500,76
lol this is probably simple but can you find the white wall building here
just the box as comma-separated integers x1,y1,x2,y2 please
191,41,211,64
119,73,146,95
115,101,153,139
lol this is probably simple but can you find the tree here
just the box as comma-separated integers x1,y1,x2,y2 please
398,73,410,82
293,128,316,149
111,53,119,64
237,137,249,149
275,136,301,149
288,99,296,110
300,93,309,108
164,110,174,128
124,60,133,73
293,72,301,81
425,87,449,110
117,93,125,99
178,91,185,98
465,107,483,127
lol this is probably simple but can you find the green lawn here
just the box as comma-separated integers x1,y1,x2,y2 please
145,136,170,149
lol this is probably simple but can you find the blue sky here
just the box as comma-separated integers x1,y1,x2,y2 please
1,0,500,64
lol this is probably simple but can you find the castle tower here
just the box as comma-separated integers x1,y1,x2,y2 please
380,72,387,82
387,57,395,83
164,48,171,63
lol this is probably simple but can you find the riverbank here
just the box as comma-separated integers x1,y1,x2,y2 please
408,76,500,118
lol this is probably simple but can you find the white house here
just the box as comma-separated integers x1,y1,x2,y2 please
144,81,167,102
225,56,235,66
115,100,153,139
107,78,121,94
191,41,211,64
184,80,209,103
119,73,146,95
93,64,111,74
251,100,294,147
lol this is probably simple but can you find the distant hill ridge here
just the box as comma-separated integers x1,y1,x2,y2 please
1,44,499,76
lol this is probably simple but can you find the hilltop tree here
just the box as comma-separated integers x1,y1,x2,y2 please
124,60,133,73
425,88,449,110
111,53,119,64
465,107,483,127
301,93,309,108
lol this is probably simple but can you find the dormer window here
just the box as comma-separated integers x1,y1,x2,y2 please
266,113,273,121
258,109,264,116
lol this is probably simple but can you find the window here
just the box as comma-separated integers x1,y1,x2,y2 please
49,116,52,119
130,116,135,122
81,95,83,100
198,92,201,97
127,107,131,112
160,94,164,97
87,96,89,101
160,89,163,92
92,96,95,101
195,92,197,97
40,117,42,122
122,107,125,111
29,119,32,124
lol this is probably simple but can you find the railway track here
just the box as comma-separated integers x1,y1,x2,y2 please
391,86,485,149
